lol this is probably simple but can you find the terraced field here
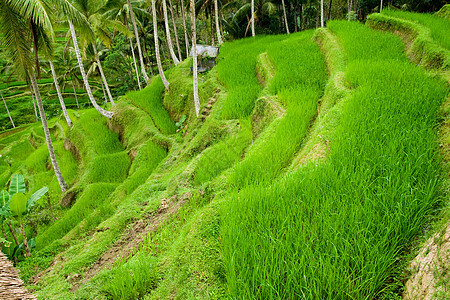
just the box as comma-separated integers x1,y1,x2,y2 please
0,10,448,300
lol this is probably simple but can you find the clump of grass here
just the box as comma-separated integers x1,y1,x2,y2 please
383,9,450,50
221,22,448,299
36,182,118,250
101,252,158,300
84,151,130,183
194,119,252,185
216,35,284,119
126,76,177,135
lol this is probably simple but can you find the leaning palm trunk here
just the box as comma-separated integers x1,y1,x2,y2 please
251,0,255,37
30,72,68,192
152,0,170,91
127,0,149,82
215,0,223,43
180,0,190,58
71,81,79,109
1,93,15,128
129,37,142,90
28,82,39,121
190,0,200,117
92,43,115,105
380,0,383,12
162,0,180,65
68,20,114,118
49,61,72,127
169,0,182,61
281,0,290,33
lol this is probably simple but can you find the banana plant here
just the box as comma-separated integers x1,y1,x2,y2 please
0,174,48,258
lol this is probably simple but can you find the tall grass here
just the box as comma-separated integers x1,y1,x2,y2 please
221,23,447,298
126,76,177,134
229,32,327,186
36,183,118,250
216,35,284,119
383,9,450,50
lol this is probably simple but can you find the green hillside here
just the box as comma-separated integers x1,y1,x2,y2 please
0,10,448,300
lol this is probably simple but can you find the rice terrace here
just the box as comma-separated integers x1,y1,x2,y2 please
0,0,449,299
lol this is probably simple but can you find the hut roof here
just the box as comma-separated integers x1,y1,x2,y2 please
189,45,219,58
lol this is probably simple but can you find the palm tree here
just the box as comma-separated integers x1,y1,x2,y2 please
127,0,149,82
281,0,290,33
101,0,143,89
251,0,255,36
321,0,324,27
49,60,73,126
162,0,180,65
152,0,170,90
180,0,190,58
214,0,223,44
0,92,15,128
0,0,69,192
190,0,200,117
68,19,114,118
169,0,182,60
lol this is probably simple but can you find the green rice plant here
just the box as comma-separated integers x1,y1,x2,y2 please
221,23,447,298
366,13,450,70
383,9,450,50
36,183,117,250
229,31,327,187
327,20,407,63
7,139,35,163
216,35,284,119
126,76,177,135
25,145,49,174
102,252,158,299
71,109,123,156
125,142,167,194
194,119,252,185
84,151,130,183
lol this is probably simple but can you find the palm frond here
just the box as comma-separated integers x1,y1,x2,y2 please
7,0,54,36
0,0,33,79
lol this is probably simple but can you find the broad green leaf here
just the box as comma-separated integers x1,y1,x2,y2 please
27,187,48,212
0,190,9,207
9,174,25,198
9,193,27,217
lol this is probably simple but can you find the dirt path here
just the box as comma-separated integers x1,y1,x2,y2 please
0,251,36,300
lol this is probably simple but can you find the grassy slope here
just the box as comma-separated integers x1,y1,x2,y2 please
0,16,445,300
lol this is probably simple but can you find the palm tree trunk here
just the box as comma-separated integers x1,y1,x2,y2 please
190,0,200,117
1,94,15,128
127,0,149,82
28,83,39,121
71,81,79,109
49,61,72,127
152,0,170,91
92,43,115,105
328,0,333,20
320,0,324,27
129,37,142,90
251,0,255,37
214,0,223,44
380,0,383,12
281,0,290,33
30,72,68,192
180,0,190,58
101,81,107,103
169,0,182,61
162,0,180,65
68,20,114,119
